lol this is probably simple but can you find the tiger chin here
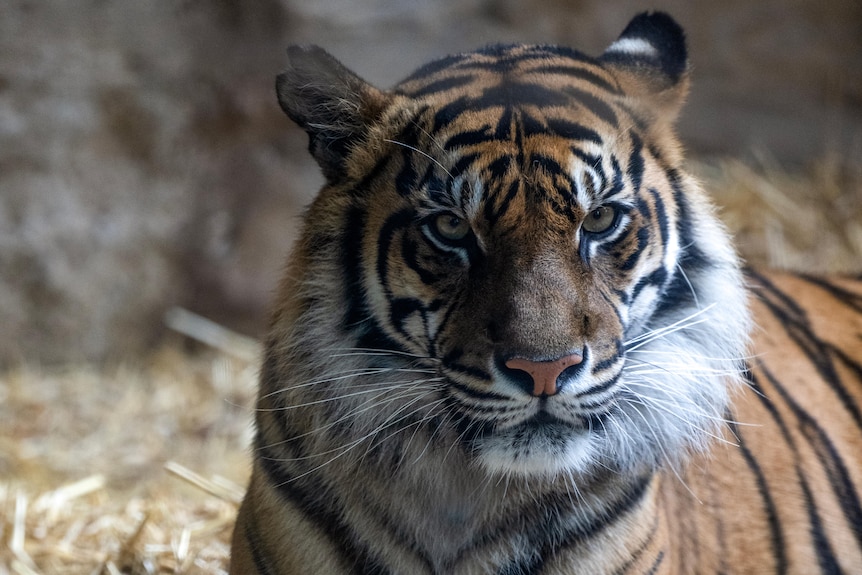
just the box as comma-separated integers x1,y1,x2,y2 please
231,11,862,575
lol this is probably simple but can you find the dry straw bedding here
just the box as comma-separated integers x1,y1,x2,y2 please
2,156,861,574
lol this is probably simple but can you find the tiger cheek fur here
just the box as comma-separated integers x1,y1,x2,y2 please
231,11,862,575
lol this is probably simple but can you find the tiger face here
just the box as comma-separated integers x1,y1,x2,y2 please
274,13,749,480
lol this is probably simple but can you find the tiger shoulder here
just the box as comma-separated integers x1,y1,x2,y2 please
230,11,862,574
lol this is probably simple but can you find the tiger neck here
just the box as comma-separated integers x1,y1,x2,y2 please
330,444,672,573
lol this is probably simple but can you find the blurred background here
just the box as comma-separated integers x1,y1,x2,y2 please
2,0,861,366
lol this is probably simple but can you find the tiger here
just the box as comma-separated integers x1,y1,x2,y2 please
230,11,862,574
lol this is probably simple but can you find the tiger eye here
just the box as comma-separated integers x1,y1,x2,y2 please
433,213,471,242
582,206,617,234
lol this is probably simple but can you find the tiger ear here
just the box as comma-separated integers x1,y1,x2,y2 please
599,12,690,124
277,45,389,181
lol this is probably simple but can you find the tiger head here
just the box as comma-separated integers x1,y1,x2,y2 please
270,12,750,480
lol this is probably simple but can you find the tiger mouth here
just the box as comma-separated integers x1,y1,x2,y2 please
472,401,595,441
526,409,562,427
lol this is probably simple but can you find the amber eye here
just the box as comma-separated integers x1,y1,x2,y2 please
432,213,471,243
582,206,617,234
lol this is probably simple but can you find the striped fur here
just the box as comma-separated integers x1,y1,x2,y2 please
230,12,862,574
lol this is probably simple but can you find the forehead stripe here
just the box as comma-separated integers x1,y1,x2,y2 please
444,126,495,151
545,118,603,144
484,178,520,223
531,64,622,94
560,86,619,125
405,74,477,97
627,133,644,193
400,53,471,84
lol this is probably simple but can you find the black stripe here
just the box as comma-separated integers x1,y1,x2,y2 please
452,152,479,176
487,475,653,574
651,265,691,316
630,267,668,308
397,53,470,86
543,117,602,143
444,360,493,383
395,156,418,197
760,364,862,550
660,162,713,274
620,226,650,271
529,153,564,177
748,269,862,430
376,209,416,292
561,85,619,125
337,207,412,352
405,73,476,97
644,551,665,575
486,155,512,179
627,133,644,193
353,154,394,200
797,470,843,574
555,474,654,551
257,442,392,575
727,411,788,573
570,148,603,177
244,516,278,575
747,268,806,316
592,340,623,374
402,232,448,283
483,174,518,223
444,126,495,150
377,209,425,350
342,206,369,329
534,64,622,94
799,273,862,314
495,107,514,139
485,82,573,108
577,371,620,400
649,187,670,249
754,361,843,572
389,297,425,341
609,509,661,575
607,155,625,196
258,413,443,574
433,95,471,131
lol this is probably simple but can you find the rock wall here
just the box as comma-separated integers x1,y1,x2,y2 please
1,0,860,364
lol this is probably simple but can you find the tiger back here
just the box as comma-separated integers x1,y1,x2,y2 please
230,12,862,574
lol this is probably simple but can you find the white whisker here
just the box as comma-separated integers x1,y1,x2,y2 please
625,303,717,350
384,138,455,181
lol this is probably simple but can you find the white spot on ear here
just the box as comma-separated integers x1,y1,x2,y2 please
605,38,658,59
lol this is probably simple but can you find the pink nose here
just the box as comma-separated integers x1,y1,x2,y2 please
505,353,584,396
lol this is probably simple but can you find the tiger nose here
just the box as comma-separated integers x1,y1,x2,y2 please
504,352,584,397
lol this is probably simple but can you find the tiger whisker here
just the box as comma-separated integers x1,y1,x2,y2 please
260,385,444,450
323,346,437,360
384,138,456,181
257,377,445,412
260,368,440,398
615,398,699,502
268,388,443,472
674,263,701,309
624,303,717,350
620,381,743,432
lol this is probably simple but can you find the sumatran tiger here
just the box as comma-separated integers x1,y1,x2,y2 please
230,11,862,574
